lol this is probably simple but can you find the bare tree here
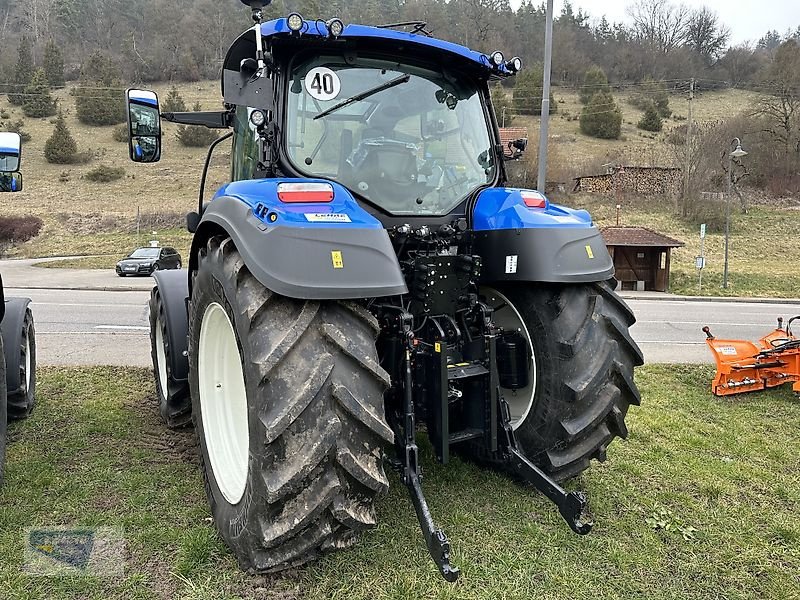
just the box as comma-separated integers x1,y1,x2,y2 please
627,0,690,54
751,39,800,156
685,6,730,63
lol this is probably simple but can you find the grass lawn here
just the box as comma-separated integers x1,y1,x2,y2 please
1,366,798,599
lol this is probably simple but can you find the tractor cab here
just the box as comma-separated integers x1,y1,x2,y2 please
0,132,23,193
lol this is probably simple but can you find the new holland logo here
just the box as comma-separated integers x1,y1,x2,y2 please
24,527,126,576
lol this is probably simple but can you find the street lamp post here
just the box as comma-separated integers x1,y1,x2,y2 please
722,137,748,289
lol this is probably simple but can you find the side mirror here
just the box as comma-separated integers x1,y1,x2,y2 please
0,131,22,172
126,89,162,163
0,172,22,193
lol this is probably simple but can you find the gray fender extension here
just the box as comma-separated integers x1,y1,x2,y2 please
194,195,408,300
473,226,615,283
152,270,190,383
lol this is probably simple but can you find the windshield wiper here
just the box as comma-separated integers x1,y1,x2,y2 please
313,73,411,120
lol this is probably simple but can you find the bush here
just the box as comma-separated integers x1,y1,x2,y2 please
0,109,8,120
512,67,557,116
629,78,671,118
637,102,663,132
580,91,621,139
7,37,33,106
73,52,125,126
579,66,610,104
43,39,65,87
45,111,80,164
23,68,57,118
162,87,187,113
177,102,219,147
0,215,43,246
84,165,125,182
666,123,687,145
7,119,31,143
112,123,129,143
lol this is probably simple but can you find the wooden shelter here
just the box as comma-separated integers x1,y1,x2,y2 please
601,226,684,292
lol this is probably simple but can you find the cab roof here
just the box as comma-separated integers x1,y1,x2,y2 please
223,18,512,80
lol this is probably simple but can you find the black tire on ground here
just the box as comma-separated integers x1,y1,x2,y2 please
0,335,7,488
189,236,393,572
149,287,192,428
117,273,126,277
476,279,643,481
7,307,36,421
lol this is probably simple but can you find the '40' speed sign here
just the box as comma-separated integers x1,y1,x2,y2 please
305,67,341,101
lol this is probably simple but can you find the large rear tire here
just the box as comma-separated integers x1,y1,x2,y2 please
477,280,643,481
150,287,192,428
189,236,393,572
6,307,35,421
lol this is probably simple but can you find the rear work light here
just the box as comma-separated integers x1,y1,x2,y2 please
521,190,547,209
277,182,334,203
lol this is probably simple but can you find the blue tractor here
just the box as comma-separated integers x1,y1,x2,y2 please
126,2,642,581
0,132,37,487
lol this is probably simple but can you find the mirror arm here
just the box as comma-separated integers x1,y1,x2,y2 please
162,111,233,129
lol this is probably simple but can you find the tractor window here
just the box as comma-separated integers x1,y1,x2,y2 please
286,56,495,216
232,105,260,181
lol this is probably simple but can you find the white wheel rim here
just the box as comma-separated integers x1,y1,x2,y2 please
155,316,168,397
481,287,537,430
24,328,31,393
198,302,249,505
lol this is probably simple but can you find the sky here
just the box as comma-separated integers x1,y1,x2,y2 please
508,0,800,45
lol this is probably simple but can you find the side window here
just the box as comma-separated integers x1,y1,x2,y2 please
231,106,260,181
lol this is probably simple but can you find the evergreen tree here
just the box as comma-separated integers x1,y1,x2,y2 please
45,111,80,164
177,102,219,147
512,67,557,116
162,87,187,113
579,66,611,104
637,101,663,132
8,37,34,106
73,52,126,126
580,91,622,139
23,69,58,118
43,39,66,87
490,84,514,127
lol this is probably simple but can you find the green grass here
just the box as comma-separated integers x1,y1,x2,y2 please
35,255,128,270
1,366,799,599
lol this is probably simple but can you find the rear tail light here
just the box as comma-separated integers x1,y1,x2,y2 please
277,182,334,203
521,190,547,209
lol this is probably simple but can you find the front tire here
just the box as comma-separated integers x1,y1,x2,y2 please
149,287,191,428
189,236,393,572
479,280,643,480
7,307,36,421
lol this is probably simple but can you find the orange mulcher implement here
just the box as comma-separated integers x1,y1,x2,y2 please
703,316,800,397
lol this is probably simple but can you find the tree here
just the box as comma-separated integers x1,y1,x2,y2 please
44,111,79,164
43,39,65,87
8,37,34,106
685,7,730,63
627,0,690,54
579,66,610,104
73,52,126,126
177,102,219,147
512,66,557,116
752,39,800,155
580,91,622,139
23,68,57,118
162,87,187,113
637,101,662,131
490,84,514,126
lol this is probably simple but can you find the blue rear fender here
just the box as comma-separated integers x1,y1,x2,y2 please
191,178,407,300
472,187,614,284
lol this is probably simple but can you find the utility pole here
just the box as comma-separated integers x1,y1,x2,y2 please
683,77,694,214
536,0,554,194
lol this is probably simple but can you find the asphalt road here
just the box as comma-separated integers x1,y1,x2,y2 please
7,283,799,367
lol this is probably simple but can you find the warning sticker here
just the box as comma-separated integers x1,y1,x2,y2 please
305,67,341,101
331,250,343,269
304,213,352,223
505,255,518,274
719,346,737,355
585,245,595,259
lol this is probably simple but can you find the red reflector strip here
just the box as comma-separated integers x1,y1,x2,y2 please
277,182,334,203
521,191,547,208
